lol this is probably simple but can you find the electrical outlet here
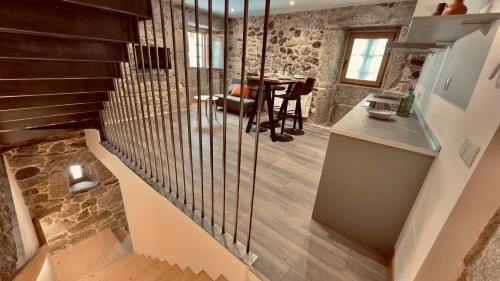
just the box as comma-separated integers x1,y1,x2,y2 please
459,137,481,168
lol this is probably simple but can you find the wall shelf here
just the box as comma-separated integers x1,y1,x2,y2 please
386,13,500,54
406,13,500,44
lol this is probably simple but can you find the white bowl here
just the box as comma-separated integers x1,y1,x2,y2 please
366,108,396,120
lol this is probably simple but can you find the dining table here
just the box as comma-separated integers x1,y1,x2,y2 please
245,75,304,142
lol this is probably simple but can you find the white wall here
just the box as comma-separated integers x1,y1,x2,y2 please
395,2,500,280
85,129,259,281
36,257,56,281
4,157,40,265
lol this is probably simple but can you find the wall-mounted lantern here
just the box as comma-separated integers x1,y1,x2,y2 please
64,163,100,193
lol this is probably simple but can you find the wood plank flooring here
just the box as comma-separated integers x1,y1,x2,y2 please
105,108,389,281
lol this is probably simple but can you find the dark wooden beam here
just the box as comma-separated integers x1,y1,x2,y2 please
0,111,100,130
0,92,109,110
29,119,102,131
0,59,121,79
61,0,152,19
0,129,78,146
0,79,114,97
0,103,104,122
0,0,139,43
0,33,128,62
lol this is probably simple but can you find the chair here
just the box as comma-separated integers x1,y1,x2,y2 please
277,78,316,135
276,82,306,137
214,79,258,116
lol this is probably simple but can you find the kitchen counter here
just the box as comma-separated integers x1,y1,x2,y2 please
312,95,439,253
331,94,440,157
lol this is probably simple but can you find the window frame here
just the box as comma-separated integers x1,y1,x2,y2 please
339,29,399,88
188,30,224,70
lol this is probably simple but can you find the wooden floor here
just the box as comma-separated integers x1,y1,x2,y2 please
106,108,389,281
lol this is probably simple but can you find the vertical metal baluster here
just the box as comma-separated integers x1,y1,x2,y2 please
107,93,125,154
151,6,174,190
125,47,149,172
180,0,196,210
115,78,135,163
100,104,112,144
112,80,133,161
119,64,140,167
233,0,249,243
194,0,205,218
153,0,176,197
117,74,137,165
208,0,215,226
132,44,154,177
247,0,271,253
139,20,157,180
166,0,187,204
98,110,108,141
144,19,166,185
222,0,229,234
106,101,121,151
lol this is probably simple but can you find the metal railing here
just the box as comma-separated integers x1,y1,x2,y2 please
100,0,271,257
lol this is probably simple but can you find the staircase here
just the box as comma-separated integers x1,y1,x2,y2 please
80,253,228,281
0,0,149,144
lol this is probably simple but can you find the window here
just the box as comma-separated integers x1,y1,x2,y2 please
188,31,224,69
340,30,398,87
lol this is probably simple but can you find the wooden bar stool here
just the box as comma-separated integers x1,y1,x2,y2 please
275,81,306,142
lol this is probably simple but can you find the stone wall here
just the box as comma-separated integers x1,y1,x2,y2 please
0,159,17,281
227,1,419,126
459,207,500,281
128,0,225,119
3,132,128,253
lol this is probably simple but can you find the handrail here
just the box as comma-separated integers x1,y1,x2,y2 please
14,245,48,281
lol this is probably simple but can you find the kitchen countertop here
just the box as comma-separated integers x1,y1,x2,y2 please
331,94,440,157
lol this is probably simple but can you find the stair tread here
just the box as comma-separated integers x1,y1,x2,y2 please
175,267,196,281
193,270,214,281
104,254,156,280
80,253,135,281
130,260,171,281
82,254,148,281
156,264,182,281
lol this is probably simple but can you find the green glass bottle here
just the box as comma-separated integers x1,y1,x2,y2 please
397,85,416,117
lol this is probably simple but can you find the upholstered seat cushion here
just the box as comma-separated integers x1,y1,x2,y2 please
214,94,255,114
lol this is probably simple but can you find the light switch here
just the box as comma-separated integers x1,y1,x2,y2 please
459,137,481,168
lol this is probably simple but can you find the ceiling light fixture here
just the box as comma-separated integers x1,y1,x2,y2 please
290,0,295,5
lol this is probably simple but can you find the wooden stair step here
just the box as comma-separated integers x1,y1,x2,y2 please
156,264,182,281
0,79,114,97
192,271,214,281
0,111,100,130
0,129,75,145
0,32,128,62
81,253,138,281
0,92,109,110
174,267,196,281
103,254,156,281
132,260,173,281
0,0,139,43
0,103,104,122
27,118,101,131
61,0,152,19
0,59,121,79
